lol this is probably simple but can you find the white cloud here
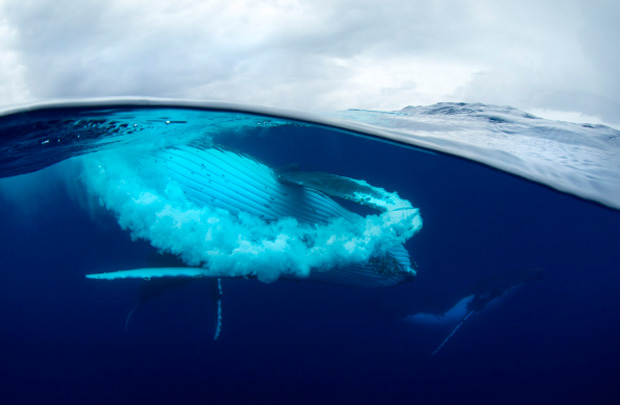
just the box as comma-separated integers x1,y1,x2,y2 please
0,14,30,103
0,0,618,126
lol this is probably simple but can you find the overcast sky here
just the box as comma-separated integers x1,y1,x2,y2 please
1,0,619,127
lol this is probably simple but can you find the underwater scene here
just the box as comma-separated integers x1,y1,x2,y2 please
1,100,619,403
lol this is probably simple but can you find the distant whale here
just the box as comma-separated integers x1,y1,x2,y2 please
405,268,544,354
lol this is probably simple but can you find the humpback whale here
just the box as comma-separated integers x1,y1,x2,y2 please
405,268,544,354
84,144,422,337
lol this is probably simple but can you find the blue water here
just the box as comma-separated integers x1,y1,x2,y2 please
1,101,619,403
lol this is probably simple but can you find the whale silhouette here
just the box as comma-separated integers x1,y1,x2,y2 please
405,268,544,355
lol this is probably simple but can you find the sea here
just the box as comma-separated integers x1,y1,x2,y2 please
1,100,619,404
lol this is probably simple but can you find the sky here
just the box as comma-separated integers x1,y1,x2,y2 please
1,0,619,127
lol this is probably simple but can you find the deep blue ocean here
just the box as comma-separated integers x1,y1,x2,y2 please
1,102,619,404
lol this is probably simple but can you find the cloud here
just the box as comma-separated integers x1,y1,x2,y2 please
0,0,619,126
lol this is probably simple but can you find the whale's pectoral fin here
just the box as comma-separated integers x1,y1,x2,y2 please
86,267,225,280
209,278,223,340
278,170,408,212
88,268,225,340
431,310,475,355
125,302,140,332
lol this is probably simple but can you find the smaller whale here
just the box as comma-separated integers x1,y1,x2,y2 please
405,268,544,355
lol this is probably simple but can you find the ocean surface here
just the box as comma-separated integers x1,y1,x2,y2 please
1,100,619,404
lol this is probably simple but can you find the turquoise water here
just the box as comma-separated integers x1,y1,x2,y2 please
1,100,619,403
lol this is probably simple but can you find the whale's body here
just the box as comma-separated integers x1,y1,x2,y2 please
85,145,422,288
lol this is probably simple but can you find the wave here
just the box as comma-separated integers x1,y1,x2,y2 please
2,98,618,211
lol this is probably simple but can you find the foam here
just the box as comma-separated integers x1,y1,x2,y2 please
80,145,422,283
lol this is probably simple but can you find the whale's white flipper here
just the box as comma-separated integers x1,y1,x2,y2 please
431,310,475,356
86,267,214,280
212,278,223,341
